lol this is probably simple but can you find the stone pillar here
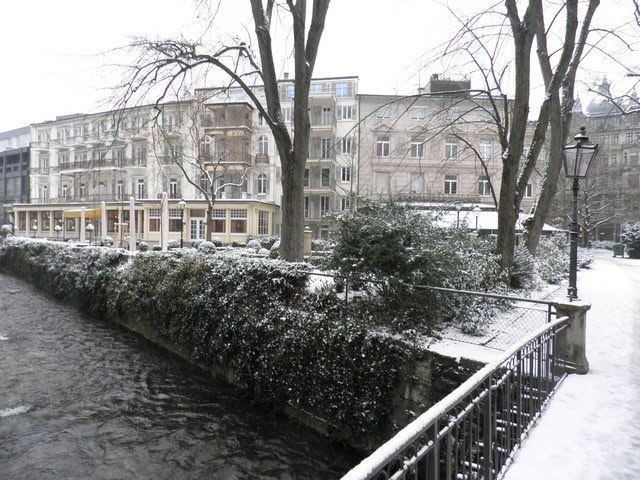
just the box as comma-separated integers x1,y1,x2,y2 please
80,207,86,242
129,197,137,254
303,226,312,256
551,298,591,375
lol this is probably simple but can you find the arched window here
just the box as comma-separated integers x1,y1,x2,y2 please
258,135,269,155
257,173,268,194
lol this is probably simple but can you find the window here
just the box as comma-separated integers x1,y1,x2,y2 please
258,113,266,126
478,176,491,196
445,140,458,160
630,153,639,166
375,172,391,196
304,168,310,187
74,125,86,137
61,184,69,198
257,173,268,194
134,145,146,166
39,155,49,174
149,208,161,232
320,196,330,215
525,183,533,198
169,178,179,199
230,209,247,233
627,133,634,144
114,148,125,167
341,196,350,211
168,208,183,232
310,83,324,94
339,105,353,120
411,107,426,120
321,168,331,187
116,181,124,199
376,105,391,119
42,211,50,230
136,179,145,199
479,140,492,161
321,138,333,158
281,107,292,122
76,151,87,164
636,133,640,142
41,185,49,202
612,134,619,144
444,175,458,194
304,196,309,218
59,153,69,165
445,108,460,122
335,82,350,98
341,136,352,155
410,173,425,195
410,140,424,158
611,154,617,165
286,84,295,99
258,135,269,155
79,183,87,199
377,135,390,157
200,135,212,156
258,210,270,235
341,166,351,182
629,174,639,188
212,209,226,233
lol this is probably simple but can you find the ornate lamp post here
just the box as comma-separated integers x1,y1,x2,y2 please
562,126,599,300
31,219,38,238
54,223,62,241
178,198,186,248
86,221,95,246
473,205,482,231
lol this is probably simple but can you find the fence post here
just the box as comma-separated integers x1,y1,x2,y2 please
550,299,591,375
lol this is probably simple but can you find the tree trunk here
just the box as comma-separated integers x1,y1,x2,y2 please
279,150,306,261
525,96,565,255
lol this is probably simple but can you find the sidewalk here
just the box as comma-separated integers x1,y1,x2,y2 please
503,250,640,480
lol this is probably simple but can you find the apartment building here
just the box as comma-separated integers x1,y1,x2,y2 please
556,79,640,241
355,75,541,212
12,101,279,245
0,127,30,225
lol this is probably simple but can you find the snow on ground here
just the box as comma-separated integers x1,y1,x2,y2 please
503,249,640,480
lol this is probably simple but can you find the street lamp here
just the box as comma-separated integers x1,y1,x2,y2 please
86,221,95,246
55,222,62,241
178,198,186,248
455,203,462,228
473,205,482,231
31,219,38,238
562,126,599,300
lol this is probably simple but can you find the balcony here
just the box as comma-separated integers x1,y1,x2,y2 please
200,151,252,166
35,194,132,204
203,103,254,134
59,159,125,172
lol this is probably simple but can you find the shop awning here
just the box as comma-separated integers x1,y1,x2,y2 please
62,209,102,219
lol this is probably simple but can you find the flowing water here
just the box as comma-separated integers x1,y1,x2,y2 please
0,273,361,479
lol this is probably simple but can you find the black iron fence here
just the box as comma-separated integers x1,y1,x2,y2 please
341,314,570,480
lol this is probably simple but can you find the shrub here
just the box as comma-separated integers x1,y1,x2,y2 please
247,235,279,250
258,248,269,256
138,241,149,252
312,238,333,251
590,240,615,250
101,236,114,247
1,224,13,239
510,247,536,289
168,239,180,249
621,222,640,259
191,239,204,249
246,239,262,252
329,202,503,333
197,241,217,254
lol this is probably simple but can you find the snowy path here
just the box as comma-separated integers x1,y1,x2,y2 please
503,250,640,480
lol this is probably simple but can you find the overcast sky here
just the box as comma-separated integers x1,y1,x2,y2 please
1,0,637,133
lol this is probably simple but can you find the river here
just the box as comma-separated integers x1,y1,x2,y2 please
0,273,361,479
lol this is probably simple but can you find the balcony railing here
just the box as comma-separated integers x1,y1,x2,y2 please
200,152,252,165
34,194,133,204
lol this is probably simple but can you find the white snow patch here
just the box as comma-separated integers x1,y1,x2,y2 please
0,405,30,417
0,335,8,341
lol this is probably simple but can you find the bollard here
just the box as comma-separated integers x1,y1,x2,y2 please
551,298,591,374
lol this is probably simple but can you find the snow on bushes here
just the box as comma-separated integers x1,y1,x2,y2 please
0,237,407,438
622,222,640,259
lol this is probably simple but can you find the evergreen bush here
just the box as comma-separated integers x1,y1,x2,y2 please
621,222,640,259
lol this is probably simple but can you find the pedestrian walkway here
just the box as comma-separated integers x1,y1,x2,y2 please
503,250,640,480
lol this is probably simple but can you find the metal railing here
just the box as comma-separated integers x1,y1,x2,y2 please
341,315,570,480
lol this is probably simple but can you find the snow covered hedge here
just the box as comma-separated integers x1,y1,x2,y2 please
0,237,407,438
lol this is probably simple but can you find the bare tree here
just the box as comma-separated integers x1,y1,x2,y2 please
430,0,602,280
112,0,330,261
